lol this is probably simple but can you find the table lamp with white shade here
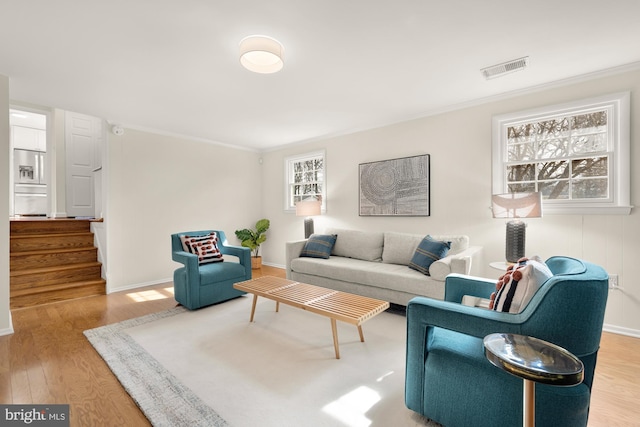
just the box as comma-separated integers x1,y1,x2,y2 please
491,192,542,263
295,198,322,238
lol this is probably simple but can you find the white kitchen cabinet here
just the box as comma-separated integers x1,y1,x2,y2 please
12,125,46,151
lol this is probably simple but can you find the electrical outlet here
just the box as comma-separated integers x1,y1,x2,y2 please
608,274,619,289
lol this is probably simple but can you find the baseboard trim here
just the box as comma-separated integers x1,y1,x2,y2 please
107,277,173,294
262,261,285,269
0,312,14,337
603,323,640,339
0,327,14,337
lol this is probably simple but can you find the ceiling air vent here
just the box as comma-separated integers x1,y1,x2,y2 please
481,56,529,79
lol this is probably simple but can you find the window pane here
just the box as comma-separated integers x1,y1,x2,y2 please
539,181,570,200
507,164,536,182
572,178,608,199
507,123,537,144
538,138,569,159
507,183,536,193
571,111,607,134
571,134,607,154
572,157,608,178
508,142,534,161
537,161,569,180
537,118,570,140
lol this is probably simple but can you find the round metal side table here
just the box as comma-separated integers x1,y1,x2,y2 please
483,333,584,427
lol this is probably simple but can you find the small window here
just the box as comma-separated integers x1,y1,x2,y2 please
492,92,631,214
284,150,326,212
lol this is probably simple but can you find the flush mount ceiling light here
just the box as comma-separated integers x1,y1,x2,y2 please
239,35,284,74
481,56,529,80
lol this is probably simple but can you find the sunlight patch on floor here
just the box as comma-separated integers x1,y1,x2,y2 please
323,386,381,427
127,289,171,302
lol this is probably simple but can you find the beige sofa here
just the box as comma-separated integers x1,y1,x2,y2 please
285,228,483,306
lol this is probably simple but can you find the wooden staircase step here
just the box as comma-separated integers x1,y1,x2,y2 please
10,219,92,235
10,262,103,290
10,218,106,308
10,280,107,309
10,232,96,253
10,247,99,271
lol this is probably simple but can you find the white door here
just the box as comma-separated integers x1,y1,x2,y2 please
65,112,100,217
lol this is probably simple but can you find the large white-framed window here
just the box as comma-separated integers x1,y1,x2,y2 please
492,91,631,214
284,150,326,212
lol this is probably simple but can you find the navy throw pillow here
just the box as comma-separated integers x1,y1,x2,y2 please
300,234,338,259
408,235,451,276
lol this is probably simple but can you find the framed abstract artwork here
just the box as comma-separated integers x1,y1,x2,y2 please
359,154,430,216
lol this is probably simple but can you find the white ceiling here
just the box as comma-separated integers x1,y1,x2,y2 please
1,0,639,151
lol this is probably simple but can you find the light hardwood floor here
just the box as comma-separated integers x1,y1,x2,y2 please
1,265,638,426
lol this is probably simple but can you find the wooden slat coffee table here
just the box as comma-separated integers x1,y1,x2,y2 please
233,276,390,359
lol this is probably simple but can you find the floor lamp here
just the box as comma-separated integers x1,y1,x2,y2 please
491,192,542,263
295,198,322,238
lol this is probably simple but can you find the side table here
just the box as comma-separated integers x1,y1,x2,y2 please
483,333,584,427
489,261,511,271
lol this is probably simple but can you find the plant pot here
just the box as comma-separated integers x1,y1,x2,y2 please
251,256,262,270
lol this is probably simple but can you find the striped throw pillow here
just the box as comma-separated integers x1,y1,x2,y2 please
408,235,451,276
490,256,552,313
300,234,337,259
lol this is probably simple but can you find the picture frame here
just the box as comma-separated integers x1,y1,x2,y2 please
359,154,430,216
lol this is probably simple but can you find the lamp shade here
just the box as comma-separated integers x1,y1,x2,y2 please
491,192,542,219
295,200,322,217
295,199,321,239
239,35,284,74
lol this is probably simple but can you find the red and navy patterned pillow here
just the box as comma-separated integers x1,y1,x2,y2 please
179,232,224,265
490,256,552,313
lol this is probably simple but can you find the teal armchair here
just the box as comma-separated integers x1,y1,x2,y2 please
171,230,251,310
405,256,609,427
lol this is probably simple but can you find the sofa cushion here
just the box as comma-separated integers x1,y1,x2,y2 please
325,228,384,261
381,232,423,265
409,236,451,275
290,256,446,299
490,256,553,313
300,234,337,259
382,233,470,265
429,235,469,255
179,232,224,264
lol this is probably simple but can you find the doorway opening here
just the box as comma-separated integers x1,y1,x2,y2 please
10,108,49,217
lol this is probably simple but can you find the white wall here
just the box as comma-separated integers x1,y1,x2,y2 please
104,128,262,292
260,68,640,336
0,74,11,335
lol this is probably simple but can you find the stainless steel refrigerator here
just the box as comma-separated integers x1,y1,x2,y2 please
14,148,47,215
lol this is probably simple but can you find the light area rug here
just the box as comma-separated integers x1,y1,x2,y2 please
85,295,439,427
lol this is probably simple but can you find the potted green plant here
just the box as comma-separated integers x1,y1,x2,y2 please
235,218,270,269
